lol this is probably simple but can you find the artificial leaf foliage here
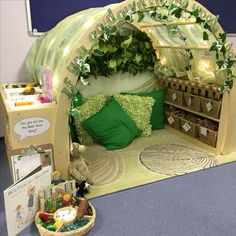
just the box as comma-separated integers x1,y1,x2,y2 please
137,11,145,22
83,28,156,78
191,8,200,17
203,22,212,31
171,7,183,18
219,32,227,43
203,31,209,41
67,2,235,94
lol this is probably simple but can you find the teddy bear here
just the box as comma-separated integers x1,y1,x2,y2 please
68,142,94,185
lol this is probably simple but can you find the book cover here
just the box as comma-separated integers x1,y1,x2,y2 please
4,166,52,236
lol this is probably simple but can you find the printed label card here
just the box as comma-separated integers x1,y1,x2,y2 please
206,100,213,112
182,122,191,132
172,92,177,101
200,126,207,136
167,116,175,125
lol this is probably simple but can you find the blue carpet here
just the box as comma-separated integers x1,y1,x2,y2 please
1,137,236,236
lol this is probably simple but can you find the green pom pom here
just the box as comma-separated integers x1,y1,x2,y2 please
35,217,42,224
46,225,56,231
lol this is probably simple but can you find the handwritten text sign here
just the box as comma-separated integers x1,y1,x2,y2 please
14,117,50,141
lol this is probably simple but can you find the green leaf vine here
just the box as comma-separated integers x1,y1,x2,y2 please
68,0,235,93
80,26,156,79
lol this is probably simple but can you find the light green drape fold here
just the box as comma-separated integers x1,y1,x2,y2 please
25,4,227,92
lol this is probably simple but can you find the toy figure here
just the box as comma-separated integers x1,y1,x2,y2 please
61,193,72,207
15,205,24,228
76,180,91,197
22,84,35,95
76,198,90,219
69,143,94,185
38,95,51,103
51,171,65,185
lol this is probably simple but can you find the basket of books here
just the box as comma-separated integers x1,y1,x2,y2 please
200,98,221,119
165,88,183,106
180,114,199,138
166,111,180,130
35,199,96,236
183,92,201,112
197,120,218,147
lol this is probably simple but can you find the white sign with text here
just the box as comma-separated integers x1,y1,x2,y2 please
14,117,50,141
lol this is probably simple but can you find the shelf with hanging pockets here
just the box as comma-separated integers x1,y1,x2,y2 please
157,77,222,149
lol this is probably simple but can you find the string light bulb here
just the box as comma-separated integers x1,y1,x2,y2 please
160,57,167,65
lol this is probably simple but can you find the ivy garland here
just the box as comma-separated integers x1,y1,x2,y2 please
81,28,156,79
67,0,235,93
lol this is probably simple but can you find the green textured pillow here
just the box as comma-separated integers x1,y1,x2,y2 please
83,97,141,150
137,89,166,130
113,94,154,137
74,95,107,144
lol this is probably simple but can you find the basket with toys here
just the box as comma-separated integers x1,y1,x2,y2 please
35,175,95,236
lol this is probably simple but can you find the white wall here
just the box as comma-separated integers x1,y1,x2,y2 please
0,0,36,137
0,0,236,137
0,0,36,84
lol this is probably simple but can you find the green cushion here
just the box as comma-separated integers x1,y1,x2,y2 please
138,89,166,130
113,94,154,137
74,95,107,145
83,97,141,150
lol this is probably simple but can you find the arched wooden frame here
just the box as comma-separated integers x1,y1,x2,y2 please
52,0,236,177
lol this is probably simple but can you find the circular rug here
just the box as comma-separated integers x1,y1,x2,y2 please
139,144,218,176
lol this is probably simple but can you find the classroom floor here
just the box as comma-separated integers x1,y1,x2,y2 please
1,137,236,236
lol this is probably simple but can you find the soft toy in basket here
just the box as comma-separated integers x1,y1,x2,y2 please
35,197,96,236
36,178,95,236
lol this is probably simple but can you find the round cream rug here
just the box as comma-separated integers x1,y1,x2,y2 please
139,143,218,176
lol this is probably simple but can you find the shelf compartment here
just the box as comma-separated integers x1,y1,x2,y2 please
183,92,201,112
200,97,221,119
165,88,183,106
165,111,180,129
197,125,218,147
165,101,220,122
180,117,198,138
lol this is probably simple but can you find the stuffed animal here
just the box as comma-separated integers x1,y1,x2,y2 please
69,142,94,185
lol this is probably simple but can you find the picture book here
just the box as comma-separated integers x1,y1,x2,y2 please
4,166,52,236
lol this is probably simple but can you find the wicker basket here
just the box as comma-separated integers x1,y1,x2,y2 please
165,88,183,106
200,98,221,119
166,111,180,130
197,125,218,147
35,202,96,236
180,117,198,138
183,92,201,112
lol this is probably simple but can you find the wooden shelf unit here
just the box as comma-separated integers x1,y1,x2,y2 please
0,84,57,177
157,77,236,155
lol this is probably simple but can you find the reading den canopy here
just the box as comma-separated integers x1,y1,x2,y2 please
25,0,236,176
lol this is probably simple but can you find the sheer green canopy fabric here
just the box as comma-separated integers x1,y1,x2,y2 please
25,0,228,96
